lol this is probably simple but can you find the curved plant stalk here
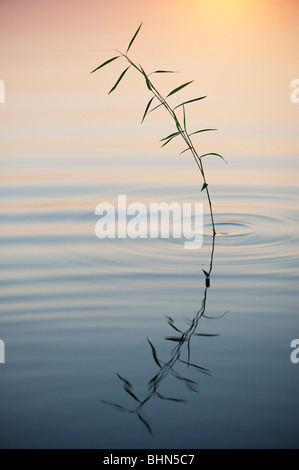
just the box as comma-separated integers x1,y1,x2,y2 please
91,24,226,235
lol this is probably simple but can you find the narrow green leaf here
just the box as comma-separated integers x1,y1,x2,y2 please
148,102,163,114
126,23,142,54
141,96,155,123
160,132,180,142
147,337,162,368
183,104,186,132
161,137,176,148
166,80,193,98
139,65,152,91
199,152,227,164
189,128,217,137
179,147,191,155
108,66,131,94
174,96,207,109
123,55,142,72
149,70,178,75
201,183,208,191
90,56,120,74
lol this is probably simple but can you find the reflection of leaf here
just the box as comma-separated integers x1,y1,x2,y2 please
147,337,162,368
164,336,185,342
148,373,159,385
172,369,198,385
179,359,211,375
166,316,182,333
116,373,141,402
194,333,220,337
101,400,129,413
124,387,140,403
137,412,153,435
116,373,132,388
156,392,187,403
185,382,198,392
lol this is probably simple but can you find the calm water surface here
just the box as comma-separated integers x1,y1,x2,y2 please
0,165,298,448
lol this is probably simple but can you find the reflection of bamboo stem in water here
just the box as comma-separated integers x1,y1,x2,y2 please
102,234,228,435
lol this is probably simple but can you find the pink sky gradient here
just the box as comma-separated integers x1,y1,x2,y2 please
1,0,298,187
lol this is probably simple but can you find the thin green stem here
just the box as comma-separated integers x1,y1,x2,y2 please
121,52,217,235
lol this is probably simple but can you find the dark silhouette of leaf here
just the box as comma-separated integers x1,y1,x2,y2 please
108,66,131,94
156,392,187,402
166,316,182,333
101,400,129,412
147,337,162,368
126,23,142,54
141,96,155,123
164,336,185,342
171,369,198,384
194,333,220,337
148,373,159,385
185,382,199,392
179,359,211,375
174,96,207,109
137,412,153,435
90,56,120,74
201,183,208,191
166,81,194,98
124,387,141,403
116,373,132,387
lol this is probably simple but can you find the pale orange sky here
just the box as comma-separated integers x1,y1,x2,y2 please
0,0,298,187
